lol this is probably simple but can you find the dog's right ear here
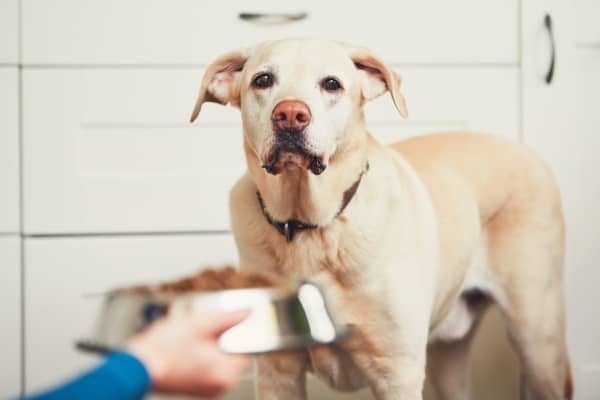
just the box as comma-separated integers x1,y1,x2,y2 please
189,48,250,123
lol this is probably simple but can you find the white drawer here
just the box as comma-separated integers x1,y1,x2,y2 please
22,67,518,234
24,234,239,395
0,0,19,63
365,67,519,144
22,0,518,65
23,68,245,234
0,68,20,233
0,236,21,399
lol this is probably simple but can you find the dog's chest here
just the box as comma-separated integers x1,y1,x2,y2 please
273,227,366,286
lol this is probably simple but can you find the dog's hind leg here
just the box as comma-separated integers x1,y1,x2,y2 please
499,280,572,400
426,324,481,400
486,199,572,400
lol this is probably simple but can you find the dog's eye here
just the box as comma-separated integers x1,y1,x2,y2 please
321,77,343,92
252,73,274,89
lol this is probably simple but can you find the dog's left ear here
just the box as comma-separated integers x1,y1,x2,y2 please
346,46,408,118
190,48,250,123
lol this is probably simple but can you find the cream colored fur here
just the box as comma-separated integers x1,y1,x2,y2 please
190,39,571,400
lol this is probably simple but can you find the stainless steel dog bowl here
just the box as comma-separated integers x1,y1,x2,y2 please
83,282,351,354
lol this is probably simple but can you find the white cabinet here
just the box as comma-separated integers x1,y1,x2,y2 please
366,67,519,144
21,68,246,234
0,68,20,233
520,0,578,241
575,0,600,46
521,1,600,399
22,67,518,234
22,68,245,234
566,2,600,398
566,46,600,400
21,0,517,65
567,47,600,400
0,0,19,63
0,236,21,399
24,234,239,395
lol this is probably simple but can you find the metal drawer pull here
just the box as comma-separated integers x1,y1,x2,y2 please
239,12,308,24
544,13,555,85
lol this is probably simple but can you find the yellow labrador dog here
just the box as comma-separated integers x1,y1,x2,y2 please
190,39,572,400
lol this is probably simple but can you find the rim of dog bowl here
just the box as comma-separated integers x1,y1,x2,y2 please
99,283,353,354
218,323,354,354
108,285,297,304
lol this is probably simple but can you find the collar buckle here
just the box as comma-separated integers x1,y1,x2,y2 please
283,222,292,242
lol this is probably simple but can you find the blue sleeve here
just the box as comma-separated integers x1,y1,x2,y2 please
25,352,152,400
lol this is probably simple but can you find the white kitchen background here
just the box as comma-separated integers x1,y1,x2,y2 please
0,0,598,399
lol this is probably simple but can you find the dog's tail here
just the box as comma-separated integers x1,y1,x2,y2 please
564,359,574,400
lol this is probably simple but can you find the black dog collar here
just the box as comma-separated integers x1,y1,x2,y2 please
256,162,369,243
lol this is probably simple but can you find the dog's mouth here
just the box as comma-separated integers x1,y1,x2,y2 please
261,130,327,176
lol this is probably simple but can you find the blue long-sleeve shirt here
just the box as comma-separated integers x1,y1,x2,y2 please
26,352,151,400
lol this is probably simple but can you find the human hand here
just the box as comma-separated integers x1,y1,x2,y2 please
127,309,250,397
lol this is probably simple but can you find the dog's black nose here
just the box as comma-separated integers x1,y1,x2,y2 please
272,100,311,131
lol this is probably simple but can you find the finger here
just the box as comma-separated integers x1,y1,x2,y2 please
199,309,251,337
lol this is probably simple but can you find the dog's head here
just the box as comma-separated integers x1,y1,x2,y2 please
190,39,407,175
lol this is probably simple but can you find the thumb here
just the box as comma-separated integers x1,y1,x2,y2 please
199,309,251,338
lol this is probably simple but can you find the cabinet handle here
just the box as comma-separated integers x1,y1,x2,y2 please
544,14,556,84
239,12,308,24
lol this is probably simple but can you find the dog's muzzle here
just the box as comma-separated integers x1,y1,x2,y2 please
262,100,327,175
262,129,327,176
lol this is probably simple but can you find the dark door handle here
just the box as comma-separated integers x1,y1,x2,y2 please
239,12,308,24
544,14,556,84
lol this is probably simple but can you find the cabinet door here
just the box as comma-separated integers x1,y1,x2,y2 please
24,234,254,399
0,68,20,233
0,0,19,63
22,67,518,234
521,2,577,180
568,11,600,398
521,1,600,399
574,0,600,45
0,236,21,399
22,0,517,65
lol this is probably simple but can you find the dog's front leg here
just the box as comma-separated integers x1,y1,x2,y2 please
367,354,426,400
342,326,427,400
254,351,309,400
337,290,430,400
